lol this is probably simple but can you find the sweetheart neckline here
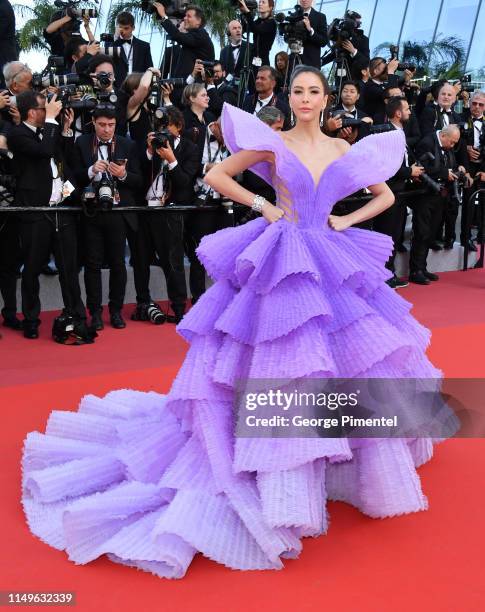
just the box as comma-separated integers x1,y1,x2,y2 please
275,136,354,191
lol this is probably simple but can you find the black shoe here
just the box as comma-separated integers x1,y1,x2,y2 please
396,243,408,253
386,276,409,289
409,271,431,285
91,312,104,331
429,242,443,251
167,308,185,324
110,311,126,329
3,316,22,330
41,263,58,276
423,270,439,281
443,240,454,250
23,321,39,339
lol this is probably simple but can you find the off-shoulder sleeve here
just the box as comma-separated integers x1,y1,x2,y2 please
221,103,288,186
324,130,407,203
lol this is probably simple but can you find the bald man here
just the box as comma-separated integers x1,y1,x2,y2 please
219,19,253,79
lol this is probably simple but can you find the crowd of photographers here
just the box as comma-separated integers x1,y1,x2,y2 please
0,0,484,344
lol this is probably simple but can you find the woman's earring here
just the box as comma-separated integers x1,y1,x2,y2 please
290,108,295,127
320,109,325,128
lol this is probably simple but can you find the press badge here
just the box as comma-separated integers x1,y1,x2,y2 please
252,57,262,67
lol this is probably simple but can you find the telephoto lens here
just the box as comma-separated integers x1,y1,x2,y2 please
147,303,166,325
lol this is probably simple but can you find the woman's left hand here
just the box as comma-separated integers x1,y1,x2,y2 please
328,214,352,231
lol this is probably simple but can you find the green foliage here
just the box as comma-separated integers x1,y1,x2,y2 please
373,35,467,80
105,0,236,47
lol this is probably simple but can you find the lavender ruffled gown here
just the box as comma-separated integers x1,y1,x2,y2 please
21,104,445,578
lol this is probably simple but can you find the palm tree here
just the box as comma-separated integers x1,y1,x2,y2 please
373,35,466,80
105,0,236,47
13,0,98,53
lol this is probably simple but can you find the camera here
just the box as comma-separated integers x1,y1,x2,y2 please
389,45,416,72
451,169,467,203
131,302,166,324
93,71,115,91
147,75,185,110
151,106,175,150
142,0,188,19
200,60,216,77
230,0,258,9
32,71,80,90
458,74,474,94
97,34,123,59
95,175,115,210
53,1,98,19
416,153,444,194
0,148,16,197
328,14,358,45
275,6,308,51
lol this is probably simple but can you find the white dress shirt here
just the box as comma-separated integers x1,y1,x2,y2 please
254,93,274,115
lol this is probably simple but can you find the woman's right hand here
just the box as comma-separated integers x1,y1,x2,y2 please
262,203,284,223
238,0,250,13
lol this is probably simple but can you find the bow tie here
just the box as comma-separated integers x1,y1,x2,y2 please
232,44,241,50
122,39,132,45
35,127,43,136
440,108,451,115
98,140,112,146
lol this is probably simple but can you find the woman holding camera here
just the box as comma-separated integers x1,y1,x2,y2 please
238,0,276,68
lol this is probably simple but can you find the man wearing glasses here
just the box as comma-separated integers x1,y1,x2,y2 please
7,90,87,339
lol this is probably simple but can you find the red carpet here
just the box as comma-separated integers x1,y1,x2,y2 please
1,270,485,611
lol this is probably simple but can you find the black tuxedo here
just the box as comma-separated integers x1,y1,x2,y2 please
242,92,290,127
410,132,457,273
242,14,276,67
220,41,252,78
362,75,401,120
331,104,371,140
160,20,214,78
301,8,328,69
134,136,202,312
321,30,370,68
71,133,143,316
114,37,154,85
374,108,421,149
206,82,238,118
6,121,85,323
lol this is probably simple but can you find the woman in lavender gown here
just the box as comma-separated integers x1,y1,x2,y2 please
21,66,449,578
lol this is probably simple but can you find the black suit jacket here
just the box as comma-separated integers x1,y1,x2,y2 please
415,132,457,184
241,14,276,67
7,122,78,218
373,108,421,150
418,103,468,169
321,30,369,68
242,93,290,126
220,41,252,78
362,75,401,120
301,8,328,68
114,37,154,85
146,136,199,205
160,21,214,78
71,133,142,230
386,122,416,190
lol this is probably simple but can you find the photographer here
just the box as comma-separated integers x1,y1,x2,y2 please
328,80,372,144
154,4,214,79
461,90,485,250
373,97,424,289
0,0,18,89
182,83,216,160
44,10,94,58
418,82,464,138
7,91,87,339
408,124,464,284
1,62,33,128
321,10,370,70
220,20,252,80
204,62,239,116
374,85,421,149
72,105,142,330
238,0,276,69
296,0,328,69
138,106,200,323
114,12,154,86
362,56,401,120
242,66,289,121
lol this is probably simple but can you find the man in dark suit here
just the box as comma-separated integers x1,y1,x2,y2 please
242,66,289,122
7,91,87,339
362,56,401,120
71,106,142,330
299,0,328,69
114,12,153,86
0,0,18,89
329,80,372,143
154,3,214,78
132,106,200,324
219,20,252,79
408,125,463,285
321,10,369,72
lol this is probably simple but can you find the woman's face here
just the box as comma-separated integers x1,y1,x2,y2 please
259,0,271,14
191,88,209,110
276,55,286,71
289,72,327,124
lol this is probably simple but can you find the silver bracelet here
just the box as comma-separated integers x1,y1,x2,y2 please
251,195,266,213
